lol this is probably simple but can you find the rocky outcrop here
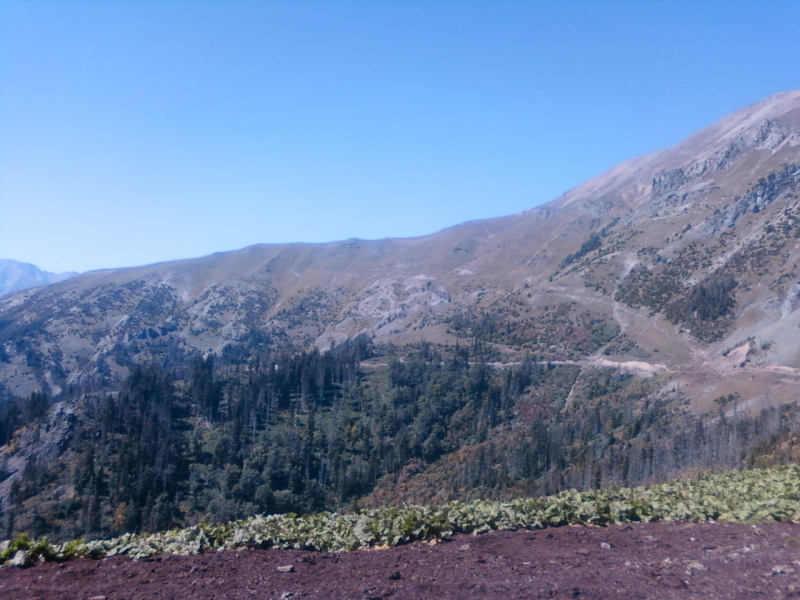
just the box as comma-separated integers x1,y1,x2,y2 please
652,168,688,198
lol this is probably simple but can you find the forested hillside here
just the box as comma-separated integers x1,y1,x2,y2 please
2,335,798,542
4,92,800,544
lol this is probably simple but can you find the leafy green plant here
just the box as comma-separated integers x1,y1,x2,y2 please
2,465,798,566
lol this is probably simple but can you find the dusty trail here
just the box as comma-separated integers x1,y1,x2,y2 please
2,521,799,599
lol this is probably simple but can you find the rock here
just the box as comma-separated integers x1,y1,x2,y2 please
685,560,707,574
771,565,794,575
600,542,611,550
277,564,295,573
8,550,30,568
388,571,401,580
279,593,295,599
458,544,471,551
652,168,688,198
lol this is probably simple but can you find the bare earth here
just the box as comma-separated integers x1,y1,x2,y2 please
2,522,799,599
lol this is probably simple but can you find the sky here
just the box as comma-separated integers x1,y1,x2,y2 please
1,1,800,274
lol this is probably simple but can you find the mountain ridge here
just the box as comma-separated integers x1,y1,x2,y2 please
0,259,78,297
2,91,800,412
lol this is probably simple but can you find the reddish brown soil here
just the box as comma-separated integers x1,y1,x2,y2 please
2,522,799,599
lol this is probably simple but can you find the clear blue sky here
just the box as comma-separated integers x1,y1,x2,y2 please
2,1,800,273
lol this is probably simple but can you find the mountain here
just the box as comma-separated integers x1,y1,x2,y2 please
3,91,800,541
2,92,800,408
0,259,77,297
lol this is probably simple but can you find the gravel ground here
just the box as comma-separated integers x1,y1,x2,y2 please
1,521,799,599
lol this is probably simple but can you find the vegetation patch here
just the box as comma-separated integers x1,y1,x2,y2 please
1,465,798,566
559,233,603,270
664,272,738,342
448,302,619,358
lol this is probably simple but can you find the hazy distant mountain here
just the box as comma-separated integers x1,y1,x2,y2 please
2,90,800,415
0,259,77,296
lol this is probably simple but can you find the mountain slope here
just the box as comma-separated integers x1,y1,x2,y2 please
4,92,800,541
0,259,77,297
2,91,800,417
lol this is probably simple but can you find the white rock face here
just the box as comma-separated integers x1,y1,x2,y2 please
0,259,77,296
